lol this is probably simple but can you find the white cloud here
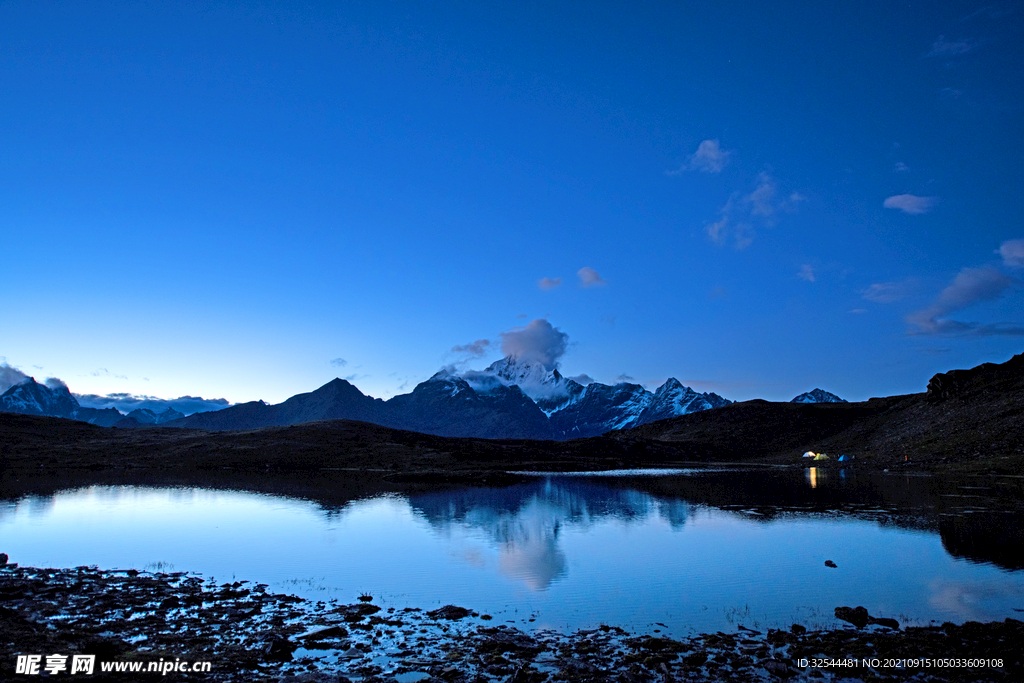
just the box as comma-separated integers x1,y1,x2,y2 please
567,374,595,385
538,277,562,290
688,139,730,173
451,339,492,358
906,267,1019,335
499,319,570,369
783,192,807,209
92,367,128,380
577,267,607,287
706,215,729,245
862,279,918,303
75,392,232,415
928,35,975,57
747,173,777,218
798,265,816,282
894,162,910,173
0,362,31,394
732,225,754,250
998,239,1024,267
330,358,348,367
704,174,803,249
884,194,937,214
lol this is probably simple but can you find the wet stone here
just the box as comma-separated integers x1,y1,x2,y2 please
834,605,870,628
426,605,472,620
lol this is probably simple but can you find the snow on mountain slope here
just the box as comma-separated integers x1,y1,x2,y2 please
460,356,587,416
446,356,735,438
637,378,733,424
0,377,127,427
462,356,583,399
791,388,847,403
0,378,81,418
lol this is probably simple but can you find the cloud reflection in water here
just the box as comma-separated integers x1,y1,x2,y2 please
408,479,689,590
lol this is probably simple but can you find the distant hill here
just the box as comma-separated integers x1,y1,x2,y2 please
791,388,846,403
615,352,1024,468
163,379,387,431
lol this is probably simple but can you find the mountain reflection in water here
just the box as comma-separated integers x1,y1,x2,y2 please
408,480,690,589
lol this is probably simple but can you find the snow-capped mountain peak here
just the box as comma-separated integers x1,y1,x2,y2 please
428,367,457,382
0,377,81,418
487,356,563,389
791,388,847,403
424,368,474,397
456,356,580,401
635,378,733,426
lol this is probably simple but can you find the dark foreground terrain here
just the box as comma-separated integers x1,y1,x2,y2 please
2,561,1021,683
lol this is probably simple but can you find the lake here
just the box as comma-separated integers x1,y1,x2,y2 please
2,467,1022,638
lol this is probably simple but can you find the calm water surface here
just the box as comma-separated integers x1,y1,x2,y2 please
2,469,1022,637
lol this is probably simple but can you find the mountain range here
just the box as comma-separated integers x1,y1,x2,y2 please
0,378,125,427
157,357,741,439
0,357,845,440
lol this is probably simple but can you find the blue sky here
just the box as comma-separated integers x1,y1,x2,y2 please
2,0,1022,408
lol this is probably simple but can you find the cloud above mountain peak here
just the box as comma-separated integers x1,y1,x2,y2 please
499,319,569,370
0,362,31,394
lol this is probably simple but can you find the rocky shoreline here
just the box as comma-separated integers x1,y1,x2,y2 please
2,561,1021,682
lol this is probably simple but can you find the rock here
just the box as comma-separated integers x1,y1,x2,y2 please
682,651,708,667
559,658,599,676
834,606,869,628
334,603,381,621
278,674,352,683
263,636,297,662
868,616,900,629
509,665,542,683
824,560,837,568
633,636,686,653
764,659,791,678
790,624,806,635
427,604,472,620
835,606,899,630
475,626,543,656
0,553,8,565
927,369,968,401
159,596,180,609
302,625,350,641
